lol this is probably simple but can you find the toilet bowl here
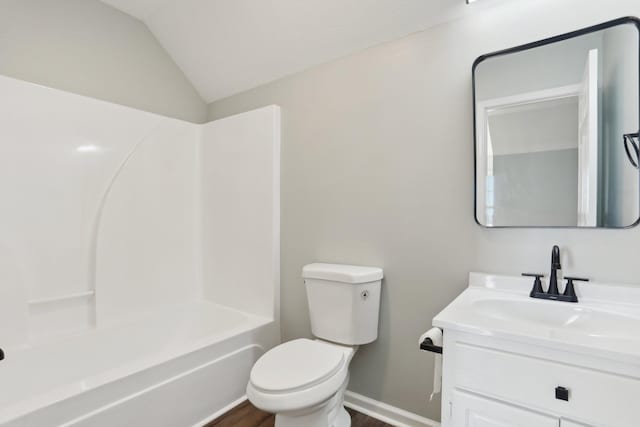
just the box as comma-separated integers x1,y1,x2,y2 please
247,339,356,427
247,263,383,427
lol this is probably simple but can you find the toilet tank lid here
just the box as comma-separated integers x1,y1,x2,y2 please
302,263,383,284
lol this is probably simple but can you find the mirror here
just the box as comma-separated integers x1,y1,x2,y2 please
474,18,640,228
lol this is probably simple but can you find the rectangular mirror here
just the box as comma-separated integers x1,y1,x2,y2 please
474,18,640,228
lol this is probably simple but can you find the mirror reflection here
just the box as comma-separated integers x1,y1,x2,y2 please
474,19,640,228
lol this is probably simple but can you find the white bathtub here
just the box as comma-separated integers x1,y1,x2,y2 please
0,301,276,427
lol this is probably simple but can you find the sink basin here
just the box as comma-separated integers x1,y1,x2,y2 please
432,273,640,360
471,298,640,340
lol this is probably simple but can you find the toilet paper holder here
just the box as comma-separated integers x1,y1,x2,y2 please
419,327,444,399
419,337,442,354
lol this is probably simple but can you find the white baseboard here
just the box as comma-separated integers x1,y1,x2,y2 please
194,395,248,427
344,391,440,427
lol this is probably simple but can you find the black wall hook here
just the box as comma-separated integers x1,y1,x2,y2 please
623,132,640,169
0,348,4,361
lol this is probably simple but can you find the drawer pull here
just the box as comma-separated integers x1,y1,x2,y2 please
555,386,570,401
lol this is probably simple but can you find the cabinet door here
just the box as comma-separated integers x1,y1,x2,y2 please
452,391,558,427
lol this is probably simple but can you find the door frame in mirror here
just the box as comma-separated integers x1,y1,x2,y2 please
476,84,582,227
472,16,640,229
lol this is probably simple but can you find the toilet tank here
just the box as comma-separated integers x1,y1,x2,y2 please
302,263,383,345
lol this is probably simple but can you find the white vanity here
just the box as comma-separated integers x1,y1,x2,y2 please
433,272,640,427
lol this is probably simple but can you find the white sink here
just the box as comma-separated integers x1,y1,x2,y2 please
471,298,640,340
433,272,640,361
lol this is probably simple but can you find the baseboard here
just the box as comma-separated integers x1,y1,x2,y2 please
194,395,248,427
344,391,440,427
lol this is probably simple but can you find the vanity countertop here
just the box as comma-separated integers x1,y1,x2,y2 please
433,272,640,364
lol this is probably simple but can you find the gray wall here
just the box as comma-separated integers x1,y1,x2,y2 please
475,31,603,101
0,0,207,123
493,149,579,226
208,0,640,421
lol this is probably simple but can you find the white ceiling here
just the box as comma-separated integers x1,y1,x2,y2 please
101,0,501,103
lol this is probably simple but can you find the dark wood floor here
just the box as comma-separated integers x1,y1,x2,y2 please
206,400,393,427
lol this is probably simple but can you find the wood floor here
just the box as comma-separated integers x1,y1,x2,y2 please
205,400,393,427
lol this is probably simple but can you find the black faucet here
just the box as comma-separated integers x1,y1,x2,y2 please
548,245,561,296
522,245,588,303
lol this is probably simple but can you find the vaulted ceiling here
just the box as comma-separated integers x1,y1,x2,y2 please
100,0,501,103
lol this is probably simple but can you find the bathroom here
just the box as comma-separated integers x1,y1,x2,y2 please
0,0,639,426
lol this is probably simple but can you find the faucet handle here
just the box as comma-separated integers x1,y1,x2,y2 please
564,276,589,282
563,277,589,303
522,273,545,297
522,273,545,278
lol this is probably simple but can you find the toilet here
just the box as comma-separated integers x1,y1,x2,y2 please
247,263,383,427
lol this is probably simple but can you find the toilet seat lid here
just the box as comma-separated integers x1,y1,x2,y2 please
250,339,346,392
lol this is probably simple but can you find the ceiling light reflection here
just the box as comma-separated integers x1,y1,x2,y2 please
76,144,102,153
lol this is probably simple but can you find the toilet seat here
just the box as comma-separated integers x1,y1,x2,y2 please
247,339,352,413
251,339,345,392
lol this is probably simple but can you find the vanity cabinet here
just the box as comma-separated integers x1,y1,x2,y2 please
431,273,640,427
441,330,638,427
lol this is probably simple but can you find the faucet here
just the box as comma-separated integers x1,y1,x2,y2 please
548,245,561,295
522,245,588,303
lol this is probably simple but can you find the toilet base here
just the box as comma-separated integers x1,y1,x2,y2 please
334,406,351,427
274,375,350,427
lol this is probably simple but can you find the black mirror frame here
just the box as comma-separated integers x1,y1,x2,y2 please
472,16,640,229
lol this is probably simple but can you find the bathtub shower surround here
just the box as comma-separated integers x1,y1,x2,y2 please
0,75,280,427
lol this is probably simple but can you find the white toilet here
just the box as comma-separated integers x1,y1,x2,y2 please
247,263,383,427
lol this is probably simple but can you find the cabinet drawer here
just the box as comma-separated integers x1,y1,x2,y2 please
453,342,640,427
